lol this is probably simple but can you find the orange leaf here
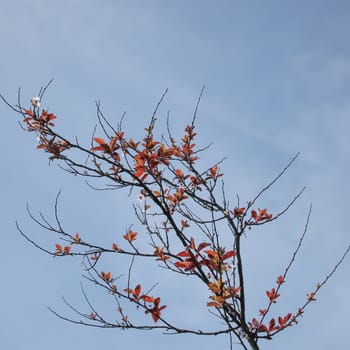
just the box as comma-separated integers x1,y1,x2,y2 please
207,301,222,307
40,111,56,122
208,165,223,178
154,247,170,261
70,232,80,245
63,246,71,254
208,280,222,293
174,261,193,269
93,137,106,145
55,244,62,252
125,284,142,300
251,208,273,222
123,230,137,242
134,167,146,178
140,295,155,303
175,169,184,178
127,138,139,149
101,271,112,282
204,250,217,259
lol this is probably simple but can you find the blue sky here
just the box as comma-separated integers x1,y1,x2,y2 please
1,1,349,349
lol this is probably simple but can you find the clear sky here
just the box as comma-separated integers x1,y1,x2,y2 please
1,1,349,349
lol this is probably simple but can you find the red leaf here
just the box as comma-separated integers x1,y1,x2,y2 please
197,242,211,251
134,284,141,297
124,284,141,300
233,207,245,217
266,288,280,303
276,275,285,285
284,312,292,323
181,219,189,228
259,324,268,333
91,146,106,152
222,250,236,260
176,250,191,257
278,313,292,329
269,318,279,332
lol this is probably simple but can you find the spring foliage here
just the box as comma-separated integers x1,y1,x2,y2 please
2,84,349,350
